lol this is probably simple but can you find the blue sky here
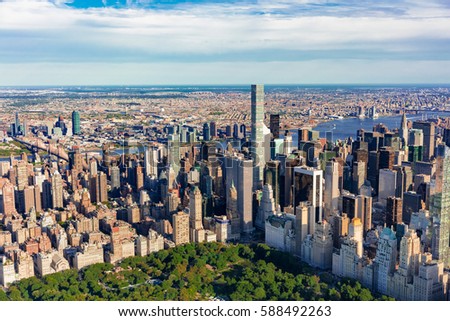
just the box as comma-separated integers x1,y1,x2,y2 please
0,0,450,85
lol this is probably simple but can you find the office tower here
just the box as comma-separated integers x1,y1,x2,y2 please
89,158,98,177
413,121,435,161
264,160,280,208
42,180,52,210
386,197,403,228
168,133,180,173
363,131,383,152
69,147,83,172
257,184,277,229
379,147,395,170
203,123,210,141
374,228,398,295
301,141,322,168
210,121,217,137
0,179,16,215
172,211,190,245
324,161,340,220
403,191,422,225
110,165,120,190
98,172,108,203
282,131,293,155
233,123,239,139
189,186,204,242
225,125,232,137
251,84,266,187
293,167,323,222
270,114,280,139
341,192,358,220
34,184,42,213
399,112,408,147
357,195,372,233
409,128,424,146
51,172,63,209
367,151,379,193
395,165,413,196
144,146,158,177
430,147,450,266
352,161,366,195
72,111,81,135
226,181,240,239
378,169,397,206
408,145,423,163
135,165,144,191
225,154,253,233
354,148,369,167
89,175,99,203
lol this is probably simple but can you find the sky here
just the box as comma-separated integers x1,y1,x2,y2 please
0,0,450,85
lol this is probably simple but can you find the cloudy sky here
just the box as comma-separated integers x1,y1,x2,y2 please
1,0,450,85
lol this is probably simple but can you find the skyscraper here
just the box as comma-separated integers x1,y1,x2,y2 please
413,121,435,162
110,165,120,191
251,84,266,188
386,196,403,229
269,114,280,139
144,146,158,177
0,179,15,215
51,171,63,209
203,123,211,141
209,121,217,138
172,211,190,245
430,146,450,266
374,228,398,294
189,186,204,242
400,113,408,148
293,167,323,222
324,161,340,219
72,111,81,135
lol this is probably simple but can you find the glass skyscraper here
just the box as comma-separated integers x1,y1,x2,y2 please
72,110,81,135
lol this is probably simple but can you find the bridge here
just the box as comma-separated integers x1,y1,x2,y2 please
13,137,69,162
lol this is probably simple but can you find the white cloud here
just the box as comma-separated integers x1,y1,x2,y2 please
0,0,449,84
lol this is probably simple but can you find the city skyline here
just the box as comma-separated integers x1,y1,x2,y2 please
1,0,450,85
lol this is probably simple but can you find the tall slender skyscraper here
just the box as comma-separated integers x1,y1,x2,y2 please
203,123,211,141
400,112,408,148
251,84,266,188
72,111,81,135
51,171,63,209
324,161,340,220
430,146,450,267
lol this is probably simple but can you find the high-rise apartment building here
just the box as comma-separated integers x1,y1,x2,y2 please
251,84,266,187
172,211,190,245
51,172,63,209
